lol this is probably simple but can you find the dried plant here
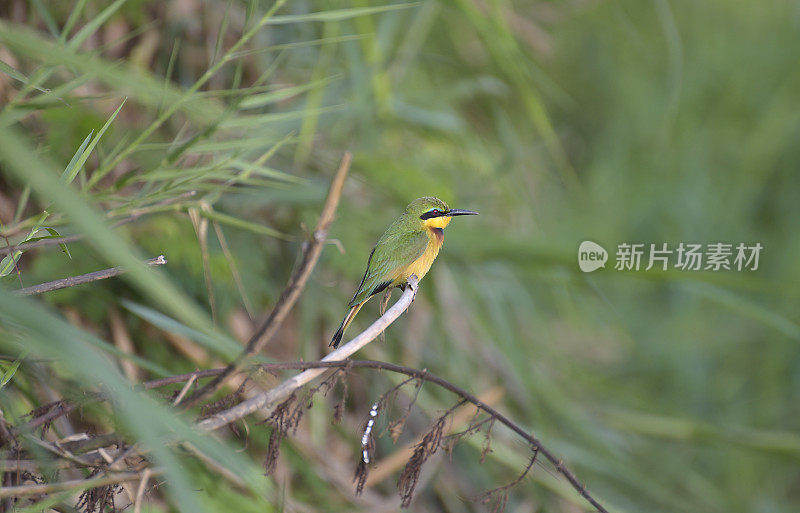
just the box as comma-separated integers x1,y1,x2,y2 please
198,380,247,420
397,400,465,507
386,378,423,443
474,448,539,513
25,400,67,438
76,470,121,513
262,393,299,476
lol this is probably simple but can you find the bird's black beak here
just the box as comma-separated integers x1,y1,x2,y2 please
446,208,479,217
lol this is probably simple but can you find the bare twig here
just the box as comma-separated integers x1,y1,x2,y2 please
10,351,607,512
11,274,606,512
211,218,255,318
188,205,217,323
475,447,538,512
110,307,140,381
143,356,606,512
230,359,609,513
13,256,167,296
196,274,418,432
183,151,351,407
172,374,198,406
133,468,152,513
0,471,159,499
143,369,225,389
366,387,505,486
21,399,80,432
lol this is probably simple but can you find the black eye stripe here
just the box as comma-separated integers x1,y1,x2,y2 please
419,208,445,220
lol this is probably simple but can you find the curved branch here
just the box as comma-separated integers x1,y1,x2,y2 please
239,359,610,513
196,274,419,432
183,151,351,407
14,333,607,511
12,270,605,512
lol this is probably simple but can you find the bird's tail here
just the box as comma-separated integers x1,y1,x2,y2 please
330,301,366,348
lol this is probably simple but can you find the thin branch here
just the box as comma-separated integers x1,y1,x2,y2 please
172,374,197,406
143,369,224,389
138,357,607,512
13,256,167,296
196,274,419,432
188,206,217,323
18,399,83,432
11,353,607,511
212,218,255,319
183,151,351,407
133,468,152,513
219,359,609,513
11,278,606,512
0,471,160,499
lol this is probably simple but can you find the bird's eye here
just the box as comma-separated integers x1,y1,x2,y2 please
420,208,444,220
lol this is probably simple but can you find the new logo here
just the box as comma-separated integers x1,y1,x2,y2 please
578,241,608,273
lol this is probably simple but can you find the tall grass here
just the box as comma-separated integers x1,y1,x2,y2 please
1,1,799,512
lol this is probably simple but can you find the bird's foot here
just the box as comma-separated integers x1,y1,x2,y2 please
406,274,419,306
379,288,392,343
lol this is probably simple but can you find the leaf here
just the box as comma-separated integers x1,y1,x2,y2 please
1,211,55,276
63,98,126,186
43,227,72,259
0,251,20,278
60,130,94,184
0,59,40,89
0,350,27,389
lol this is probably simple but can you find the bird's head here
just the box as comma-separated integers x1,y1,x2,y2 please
406,196,479,230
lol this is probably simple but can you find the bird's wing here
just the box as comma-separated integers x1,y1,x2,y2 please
348,229,428,307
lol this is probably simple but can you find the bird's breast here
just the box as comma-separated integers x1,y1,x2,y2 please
398,229,444,282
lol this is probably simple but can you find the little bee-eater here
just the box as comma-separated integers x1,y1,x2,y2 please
330,197,478,348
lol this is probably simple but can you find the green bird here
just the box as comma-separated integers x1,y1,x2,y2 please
330,196,478,348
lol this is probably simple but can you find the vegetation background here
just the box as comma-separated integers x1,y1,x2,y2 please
1,0,799,512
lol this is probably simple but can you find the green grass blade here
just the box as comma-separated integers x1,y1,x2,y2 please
62,97,126,186
0,126,239,359
66,0,130,50
121,300,241,354
29,0,59,38
239,75,340,109
262,3,418,24
199,208,289,240
61,0,90,42
0,290,271,513
60,131,94,184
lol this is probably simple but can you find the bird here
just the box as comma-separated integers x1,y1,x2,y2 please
330,196,478,348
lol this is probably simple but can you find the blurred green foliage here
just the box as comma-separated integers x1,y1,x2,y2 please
1,0,799,512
